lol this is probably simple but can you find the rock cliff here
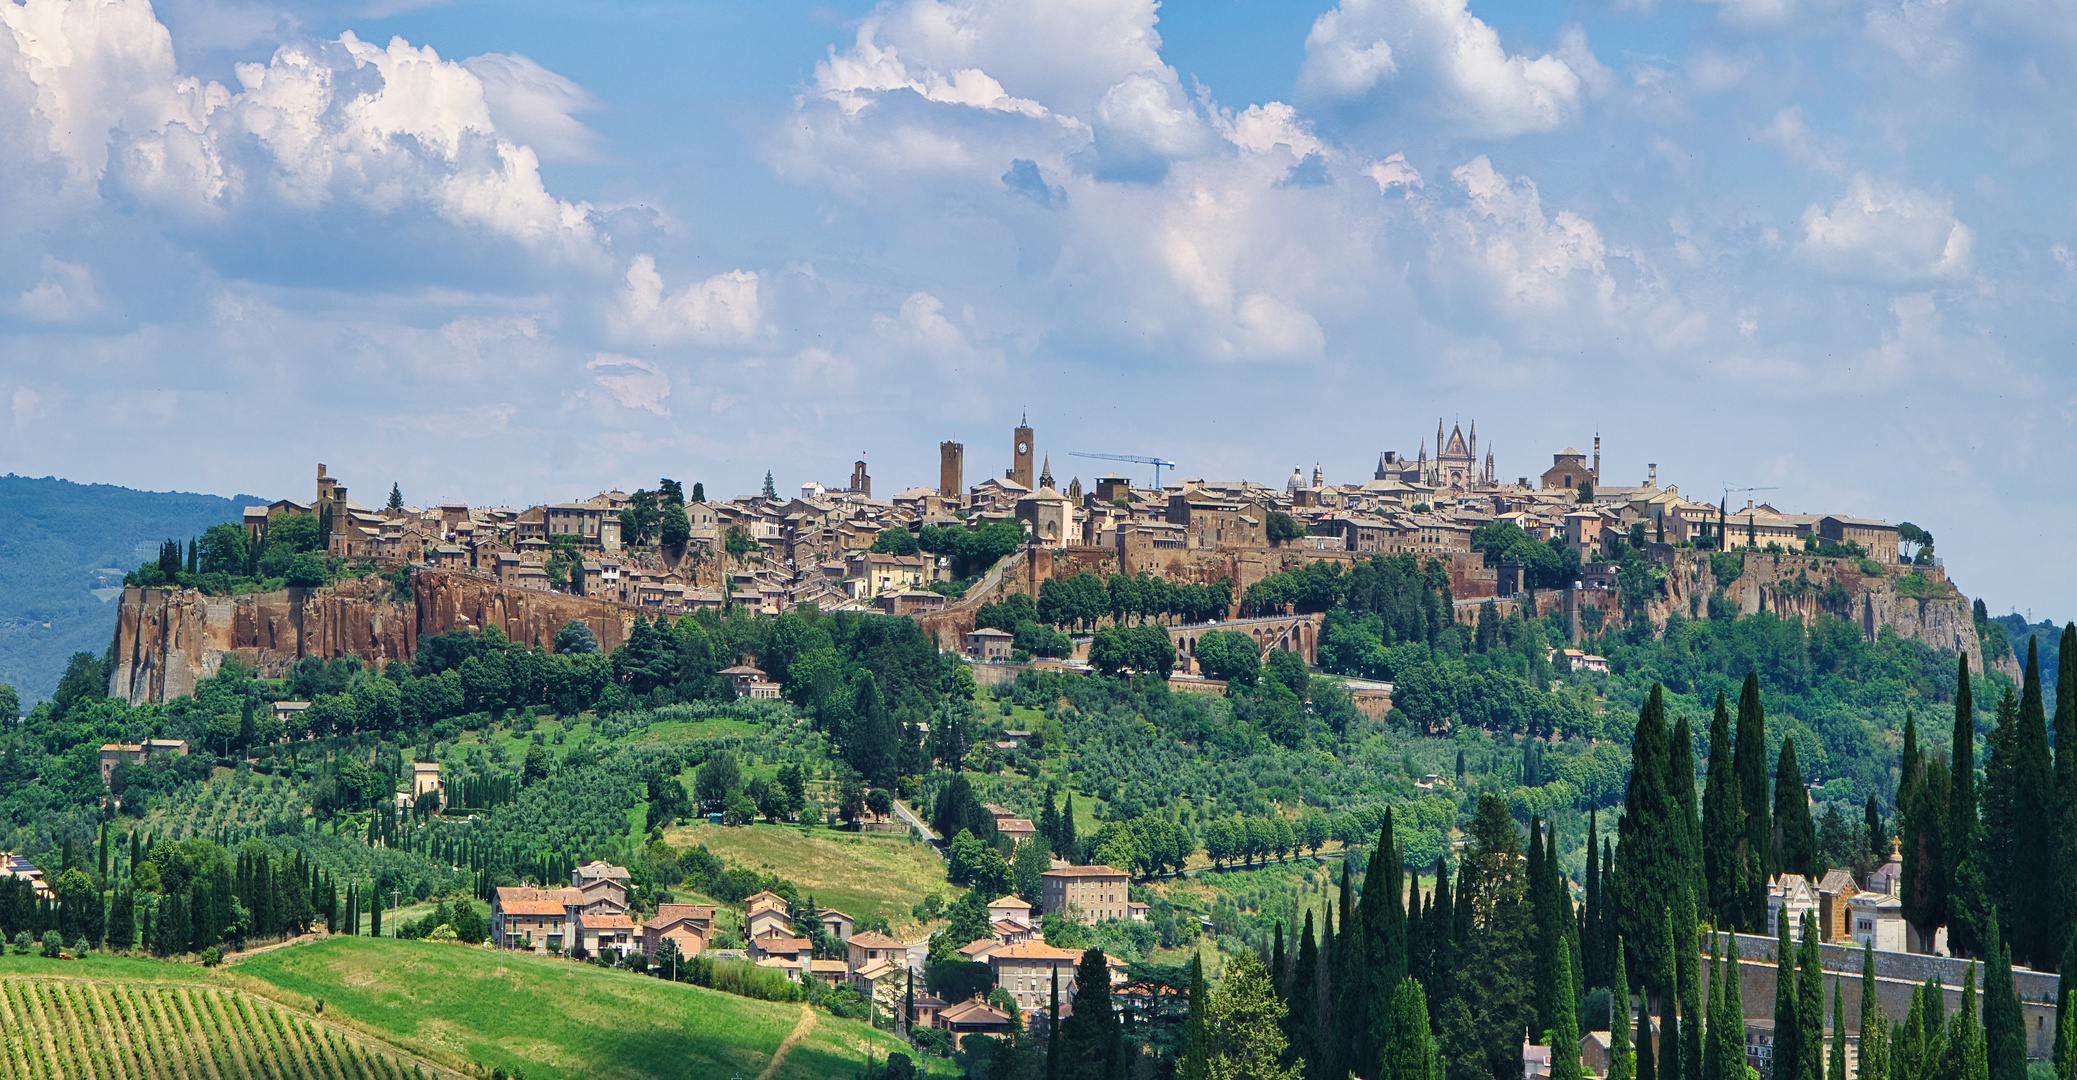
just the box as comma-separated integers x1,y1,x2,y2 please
1652,550,2011,679
108,569,635,704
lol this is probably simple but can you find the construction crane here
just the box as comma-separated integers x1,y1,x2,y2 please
1721,482,1778,507
1069,451,1179,489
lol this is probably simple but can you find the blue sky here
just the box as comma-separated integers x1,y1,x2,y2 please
1,0,2072,620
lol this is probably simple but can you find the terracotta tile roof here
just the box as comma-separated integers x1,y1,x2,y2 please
987,941,1082,962
580,913,635,929
959,938,1002,960
853,961,898,981
1041,864,1127,879
847,931,905,950
499,900,569,917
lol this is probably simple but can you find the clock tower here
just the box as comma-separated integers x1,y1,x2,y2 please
1009,414,1034,489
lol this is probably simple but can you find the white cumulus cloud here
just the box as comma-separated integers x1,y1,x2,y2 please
587,353,672,415
1299,0,1600,138
0,0,599,256
1799,174,1973,282
615,255,766,346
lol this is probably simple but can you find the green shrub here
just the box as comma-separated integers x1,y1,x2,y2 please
1857,557,1883,576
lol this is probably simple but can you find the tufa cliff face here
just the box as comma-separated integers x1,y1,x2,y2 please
108,569,634,705
1651,550,2009,679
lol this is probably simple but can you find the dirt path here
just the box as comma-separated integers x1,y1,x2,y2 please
222,931,323,965
756,1002,817,1080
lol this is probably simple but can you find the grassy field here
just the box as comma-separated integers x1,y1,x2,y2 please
0,964,443,1079
233,935,944,1079
664,821,948,934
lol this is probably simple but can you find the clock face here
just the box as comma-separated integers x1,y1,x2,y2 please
1017,442,1028,455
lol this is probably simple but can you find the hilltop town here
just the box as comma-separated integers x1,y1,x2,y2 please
3,420,2061,1080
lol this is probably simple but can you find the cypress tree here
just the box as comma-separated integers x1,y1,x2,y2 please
1774,739,1818,880
1061,792,1078,858
1721,935,1746,1080
1859,942,1890,1080
2060,934,2077,1077
2052,623,2077,978
1602,839,1619,983
1775,912,1801,1080
1984,923,2026,1080
1676,889,1702,1080
1049,964,1062,1080
1661,906,1683,1080
2058,1008,2074,1080
1611,938,1634,1080
1898,984,1927,1080
1670,712,1704,905
1616,685,1683,997
1950,657,1991,958
1704,935,1726,1080
1273,921,1288,999
1636,987,1658,1080
1986,640,2056,968
1059,948,1124,1080
1586,812,1603,988
1829,980,1847,1080
1799,915,1825,1080
1532,817,1558,1037
1348,809,1407,1080
1867,796,1886,861
128,830,140,880
1945,965,1986,1080
1181,952,1210,1080
1289,911,1319,1077
1702,692,1744,929
1735,671,1772,931
1430,856,1454,993
1381,977,1439,1080
108,887,135,951
1551,950,1583,1080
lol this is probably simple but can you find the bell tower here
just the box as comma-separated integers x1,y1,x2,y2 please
1009,413,1034,489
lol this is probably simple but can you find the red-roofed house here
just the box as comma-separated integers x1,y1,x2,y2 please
986,940,1083,1014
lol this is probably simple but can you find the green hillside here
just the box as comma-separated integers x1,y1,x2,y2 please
232,935,942,1080
0,962,444,1079
0,474,265,705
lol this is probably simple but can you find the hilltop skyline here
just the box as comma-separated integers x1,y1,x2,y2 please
2,0,2073,615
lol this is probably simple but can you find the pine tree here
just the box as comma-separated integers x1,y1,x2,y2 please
1551,952,1583,1080
1950,657,1991,958
1735,671,1773,931
1616,685,1684,998
1611,939,1634,1080
386,483,404,512
1774,739,1818,879
1181,952,1211,1080
761,471,777,500
1775,913,1801,1080
1210,952,1303,1080
1702,691,1745,929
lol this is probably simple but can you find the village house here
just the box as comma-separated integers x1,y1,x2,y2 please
819,908,854,941
641,903,714,961
97,739,189,784
987,940,1082,1014
938,997,1014,1049
490,860,637,956
1041,864,1131,925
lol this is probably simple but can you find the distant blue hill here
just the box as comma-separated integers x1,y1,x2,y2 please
0,474,269,706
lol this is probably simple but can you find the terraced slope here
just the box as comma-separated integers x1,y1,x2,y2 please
0,975,436,1080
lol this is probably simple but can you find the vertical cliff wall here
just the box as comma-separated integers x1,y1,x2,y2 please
108,569,636,704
